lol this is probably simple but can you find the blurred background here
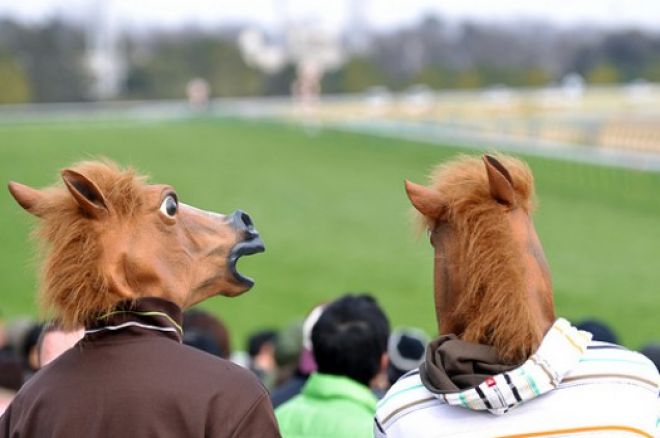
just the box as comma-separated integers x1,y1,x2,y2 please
0,1,658,363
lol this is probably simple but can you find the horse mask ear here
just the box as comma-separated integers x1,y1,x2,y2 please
483,155,515,206
404,180,445,218
8,182,46,217
61,169,109,219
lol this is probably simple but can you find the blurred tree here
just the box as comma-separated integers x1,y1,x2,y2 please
123,32,263,99
0,19,90,102
601,31,654,82
3,15,660,101
262,64,296,96
567,30,660,84
642,58,660,82
209,41,262,97
587,63,620,84
0,55,31,103
454,70,482,89
413,66,450,89
525,68,552,87
339,57,385,93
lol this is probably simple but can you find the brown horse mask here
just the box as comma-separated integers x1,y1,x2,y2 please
8,160,264,330
405,154,555,364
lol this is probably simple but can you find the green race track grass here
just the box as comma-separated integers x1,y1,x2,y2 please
0,117,658,350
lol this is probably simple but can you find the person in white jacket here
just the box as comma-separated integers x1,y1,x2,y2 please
375,155,659,437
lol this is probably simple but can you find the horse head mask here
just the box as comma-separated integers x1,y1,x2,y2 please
405,154,555,364
8,160,264,330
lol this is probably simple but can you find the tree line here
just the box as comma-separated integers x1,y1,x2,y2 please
1,15,660,104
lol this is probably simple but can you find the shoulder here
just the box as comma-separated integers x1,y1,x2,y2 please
177,343,268,398
271,376,306,408
275,392,312,421
562,341,659,391
181,347,278,436
375,370,440,433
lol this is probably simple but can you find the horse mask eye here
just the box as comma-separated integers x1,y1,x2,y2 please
159,195,178,218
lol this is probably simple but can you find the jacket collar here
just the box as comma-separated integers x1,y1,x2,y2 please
420,318,592,415
85,297,184,343
302,372,377,413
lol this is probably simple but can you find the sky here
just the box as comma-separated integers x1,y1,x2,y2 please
0,0,659,32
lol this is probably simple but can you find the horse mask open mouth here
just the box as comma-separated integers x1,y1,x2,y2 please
227,210,265,288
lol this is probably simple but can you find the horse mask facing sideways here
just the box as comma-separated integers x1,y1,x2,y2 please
405,154,555,364
7,160,264,329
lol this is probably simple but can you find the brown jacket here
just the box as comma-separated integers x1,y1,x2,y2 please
0,298,280,438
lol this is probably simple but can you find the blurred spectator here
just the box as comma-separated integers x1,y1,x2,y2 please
640,344,660,372
183,309,231,359
0,387,14,416
20,323,43,380
37,322,84,368
575,319,619,344
276,294,390,438
3,318,34,356
0,353,23,393
229,350,251,368
273,320,303,387
271,304,325,408
387,327,429,386
0,315,23,401
183,330,223,357
0,315,7,351
248,329,278,390
186,78,211,111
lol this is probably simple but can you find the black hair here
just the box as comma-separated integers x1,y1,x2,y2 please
183,329,223,357
247,329,278,358
183,309,232,359
311,294,390,386
640,344,660,372
575,319,618,344
21,323,43,370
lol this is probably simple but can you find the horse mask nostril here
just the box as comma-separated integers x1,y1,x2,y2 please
230,210,258,239
240,212,253,229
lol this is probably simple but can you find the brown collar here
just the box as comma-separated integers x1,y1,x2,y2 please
420,334,521,394
84,297,184,343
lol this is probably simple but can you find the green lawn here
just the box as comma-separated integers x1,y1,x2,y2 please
1,118,658,350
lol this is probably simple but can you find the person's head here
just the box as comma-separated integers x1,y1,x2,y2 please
3,318,34,356
311,294,390,386
246,329,278,389
387,327,429,385
183,329,223,357
0,354,23,393
247,329,278,370
0,314,6,350
37,322,84,368
183,309,231,359
21,323,43,372
273,320,303,386
575,319,618,344
298,304,326,375
640,344,660,372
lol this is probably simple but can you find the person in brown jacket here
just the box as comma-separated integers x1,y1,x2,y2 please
2,160,280,437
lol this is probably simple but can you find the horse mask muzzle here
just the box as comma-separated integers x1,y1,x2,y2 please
227,210,265,287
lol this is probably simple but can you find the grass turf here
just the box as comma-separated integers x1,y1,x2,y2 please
1,117,658,350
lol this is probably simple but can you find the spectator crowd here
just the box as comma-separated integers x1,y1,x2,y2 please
0,295,658,436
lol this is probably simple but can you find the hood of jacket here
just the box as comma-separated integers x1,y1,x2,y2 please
419,318,592,415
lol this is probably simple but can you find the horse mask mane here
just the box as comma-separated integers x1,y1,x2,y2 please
8,160,264,330
405,154,555,364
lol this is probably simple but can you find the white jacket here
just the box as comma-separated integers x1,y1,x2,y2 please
375,319,659,437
